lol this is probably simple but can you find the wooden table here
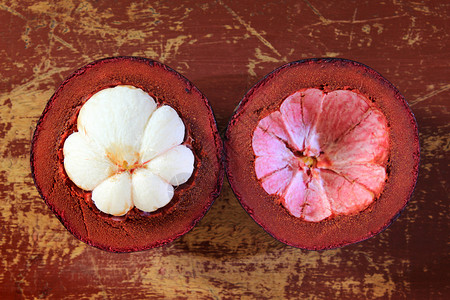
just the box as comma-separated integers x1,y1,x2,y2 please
1,1,448,298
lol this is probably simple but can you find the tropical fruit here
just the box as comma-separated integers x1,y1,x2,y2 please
31,57,223,252
225,58,419,249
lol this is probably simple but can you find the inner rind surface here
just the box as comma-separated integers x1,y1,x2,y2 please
252,88,389,222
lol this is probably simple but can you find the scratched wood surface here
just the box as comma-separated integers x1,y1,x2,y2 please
0,0,448,299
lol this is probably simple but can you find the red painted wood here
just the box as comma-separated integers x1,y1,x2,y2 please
0,0,448,298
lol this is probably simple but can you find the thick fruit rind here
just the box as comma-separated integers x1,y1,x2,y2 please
31,57,224,252
224,58,419,250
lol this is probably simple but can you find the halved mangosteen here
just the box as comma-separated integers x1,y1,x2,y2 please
225,58,419,250
31,57,223,252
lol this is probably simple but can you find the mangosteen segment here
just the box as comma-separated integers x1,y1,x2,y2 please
252,88,389,222
63,85,194,216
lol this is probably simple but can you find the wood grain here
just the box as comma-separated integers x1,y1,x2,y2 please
0,0,448,298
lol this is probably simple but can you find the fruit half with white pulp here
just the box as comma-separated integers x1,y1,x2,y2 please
225,58,419,250
31,57,223,252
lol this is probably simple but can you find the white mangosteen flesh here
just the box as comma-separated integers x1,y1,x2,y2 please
63,85,195,216
252,88,389,222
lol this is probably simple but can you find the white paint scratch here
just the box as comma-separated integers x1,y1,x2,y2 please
217,0,282,57
348,8,358,49
0,4,26,20
301,0,407,30
410,84,450,106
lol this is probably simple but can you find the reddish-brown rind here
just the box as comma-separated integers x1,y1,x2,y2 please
31,57,224,252
225,58,419,250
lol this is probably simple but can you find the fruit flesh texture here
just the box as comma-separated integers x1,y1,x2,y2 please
252,88,389,222
63,86,195,216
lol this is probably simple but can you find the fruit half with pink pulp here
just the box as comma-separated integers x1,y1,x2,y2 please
225,58,419,249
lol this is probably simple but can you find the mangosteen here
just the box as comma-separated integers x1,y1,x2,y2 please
224,58,419,250
31,57,223,252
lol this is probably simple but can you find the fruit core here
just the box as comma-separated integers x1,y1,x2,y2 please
252,88,389,222
63,85,195,217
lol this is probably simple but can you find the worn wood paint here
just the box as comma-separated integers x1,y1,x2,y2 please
0,0,448,298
